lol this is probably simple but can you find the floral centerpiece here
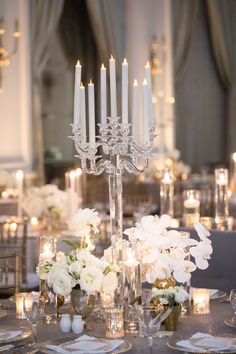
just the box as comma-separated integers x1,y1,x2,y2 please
22,184,70,230
39,248,118,297
124,214,213,285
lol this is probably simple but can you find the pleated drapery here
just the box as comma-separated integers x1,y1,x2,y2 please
30,0,64,181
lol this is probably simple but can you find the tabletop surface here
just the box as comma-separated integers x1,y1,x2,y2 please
0,296,236,353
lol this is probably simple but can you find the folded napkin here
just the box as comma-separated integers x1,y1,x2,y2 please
177,332,236,352
46,335,124,354
0,330,22,341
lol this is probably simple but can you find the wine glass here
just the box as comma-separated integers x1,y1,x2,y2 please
24,295,44,348
230,289,236,321
140,305,172,354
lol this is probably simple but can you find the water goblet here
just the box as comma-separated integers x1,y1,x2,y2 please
141,305,172,354
230,289,236,320
24,295,44,348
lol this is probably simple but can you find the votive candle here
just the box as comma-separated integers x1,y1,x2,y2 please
193,288,210,315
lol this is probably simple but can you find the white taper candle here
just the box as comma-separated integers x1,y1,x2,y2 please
73,60,81,125
145,61,153,125
100,63,107,124
88,80,95,143
80,83,86,141
132,79,139,141
142,79,149,142
122,58,128,124
109,55,117,117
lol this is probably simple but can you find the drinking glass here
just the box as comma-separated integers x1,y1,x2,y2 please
230,289,236,317
24,296,44,348
140,305,172,354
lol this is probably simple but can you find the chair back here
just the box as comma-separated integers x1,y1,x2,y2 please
0,253,20,294
0,219,28,284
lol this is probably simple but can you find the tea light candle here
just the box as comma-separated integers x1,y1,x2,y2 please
15,293,32,319
30,217,39,231
193,288,210,315
1,190,9,199
105,308,124,338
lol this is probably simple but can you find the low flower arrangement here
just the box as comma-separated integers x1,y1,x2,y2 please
38,247,119,297
23,184,70,223
152,286,189,306
124,214,213,285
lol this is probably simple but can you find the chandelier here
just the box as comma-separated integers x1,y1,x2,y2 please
0,18,20,92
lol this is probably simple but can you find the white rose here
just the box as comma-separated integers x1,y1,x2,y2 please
47,266,76,296
68,261,82,279
102,272,118,294
80,266,103,294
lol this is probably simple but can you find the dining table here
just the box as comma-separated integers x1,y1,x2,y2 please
0,292,236,353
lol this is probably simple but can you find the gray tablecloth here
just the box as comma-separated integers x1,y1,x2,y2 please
0,298,236,353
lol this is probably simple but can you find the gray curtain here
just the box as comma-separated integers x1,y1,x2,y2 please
173,0,226,170
206,0,236,155
86,0,126,65
174,0,199,84
30,0,64,181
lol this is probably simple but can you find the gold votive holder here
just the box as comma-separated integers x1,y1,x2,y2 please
200,217,212,230
100,292,114,308
105,307,124,338
16,292,32,319
192,288,210,315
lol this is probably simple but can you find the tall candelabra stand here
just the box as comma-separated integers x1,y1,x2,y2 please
71,117,155,242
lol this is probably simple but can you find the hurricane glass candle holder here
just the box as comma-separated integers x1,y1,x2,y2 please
214,168,229,229
183,189,200,227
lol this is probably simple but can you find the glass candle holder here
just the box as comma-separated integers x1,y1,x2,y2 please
105,308,124,338
39,235,56,262
160,169,174,217
16,293,32,319
214,168,229,229
200,217,212,230
124,246,141,306
192,288,210,315
183,189,200,227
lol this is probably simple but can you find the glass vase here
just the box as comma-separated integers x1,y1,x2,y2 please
70,287,95,325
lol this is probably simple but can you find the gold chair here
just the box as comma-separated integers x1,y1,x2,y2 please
0,253,20,295
0,219,28,286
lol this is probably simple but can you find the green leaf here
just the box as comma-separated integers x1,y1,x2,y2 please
63,239,82,249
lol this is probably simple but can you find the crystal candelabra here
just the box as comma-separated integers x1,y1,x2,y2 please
71,118,155,241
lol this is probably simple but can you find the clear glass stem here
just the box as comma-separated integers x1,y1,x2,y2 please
31,323,37,345
147,336,153,354
160,182,174,217
108,171,123,242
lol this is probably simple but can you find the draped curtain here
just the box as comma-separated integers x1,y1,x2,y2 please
206,0,236,155
30,0,64,181
86,0,126,116
173,0,232,169
86,0,126,65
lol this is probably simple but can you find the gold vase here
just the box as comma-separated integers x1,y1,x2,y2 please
165,305,180,331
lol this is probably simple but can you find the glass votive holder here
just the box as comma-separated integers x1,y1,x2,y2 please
39,235,56,261
183,189,200,227
16,292,32,319
104,307,124,338
200,217,212,230
192,288,210,315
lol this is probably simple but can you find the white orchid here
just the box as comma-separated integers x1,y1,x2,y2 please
124,214,212,285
